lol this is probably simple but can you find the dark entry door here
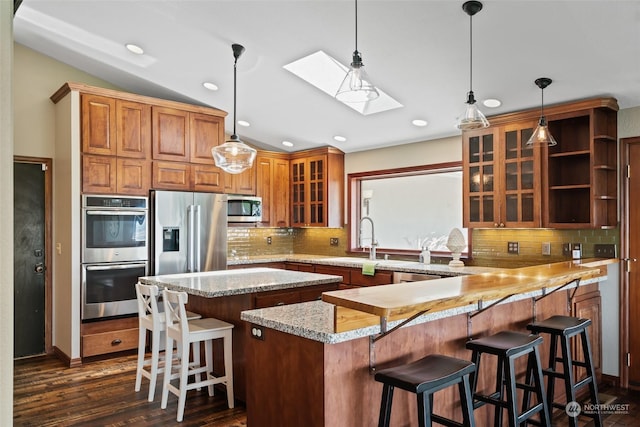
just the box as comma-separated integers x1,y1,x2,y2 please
14,162,46,358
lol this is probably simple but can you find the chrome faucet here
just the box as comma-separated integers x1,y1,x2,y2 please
359,216,378,260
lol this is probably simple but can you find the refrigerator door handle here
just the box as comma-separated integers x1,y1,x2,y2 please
195,204,201,272
187,205,195,272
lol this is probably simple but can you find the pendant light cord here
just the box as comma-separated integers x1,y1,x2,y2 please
469,13,473,93
232,54,238,137
540,86,544,118
354,0,359,53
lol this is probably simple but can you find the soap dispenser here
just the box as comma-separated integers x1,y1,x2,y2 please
419,246,431,265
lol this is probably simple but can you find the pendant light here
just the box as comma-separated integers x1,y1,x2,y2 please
335,0,379,103
212,43,257,174
526,77,557,147
456,1,489,130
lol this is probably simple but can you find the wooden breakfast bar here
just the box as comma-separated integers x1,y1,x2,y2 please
240,259,613,427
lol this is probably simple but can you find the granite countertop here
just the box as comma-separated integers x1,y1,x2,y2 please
228,253,498,277
240,258,617,343
138,267,342,298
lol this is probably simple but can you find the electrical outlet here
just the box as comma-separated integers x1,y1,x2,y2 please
250,325,265,341
594,243,617,258
507,241,519,254
562,243,572,257
266,236,272,245
542,242,551,256
330,237,339,246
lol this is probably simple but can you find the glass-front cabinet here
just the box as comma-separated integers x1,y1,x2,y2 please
463,121,541,228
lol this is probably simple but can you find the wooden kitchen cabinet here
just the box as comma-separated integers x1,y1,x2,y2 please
151,106,190,162
116,99,151,159
256,152,290,226
224,164,256,195
81,316,138,357
116,157,151,195
290,147,344,227
83,155,150,195
572,290,602,381
463,97,618,229
81,94,117,156
189,112,224,164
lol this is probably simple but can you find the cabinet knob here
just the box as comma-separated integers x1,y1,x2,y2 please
499,223,505,227
111,339,122,346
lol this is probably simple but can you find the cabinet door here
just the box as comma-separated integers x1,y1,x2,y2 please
82,154,116,193
463,128,499,227
224,166,256,195
256,157,273,225
290,158,306,226
502,122,541,227
190,112,224,164
116,158,150,195
573,292,602,380
152,161,190,190
116,100,150,159
152,106,189,161
192,164,224,193
81,94,116,155
307,155,327,226
272,157,290,227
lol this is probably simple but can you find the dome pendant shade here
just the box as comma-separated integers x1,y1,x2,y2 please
335,51,379,103
525,77,557,147
457,91,490,130
212,135,257,175
456,1,489,130
212,43,257,174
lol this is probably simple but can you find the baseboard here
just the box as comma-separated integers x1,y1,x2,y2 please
600,373,620,388
52,346,82,367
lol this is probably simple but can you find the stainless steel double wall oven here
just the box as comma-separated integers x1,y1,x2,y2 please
81,195,148,320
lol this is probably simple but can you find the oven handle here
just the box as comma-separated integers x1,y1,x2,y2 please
85,210,146,216
85,263,147,271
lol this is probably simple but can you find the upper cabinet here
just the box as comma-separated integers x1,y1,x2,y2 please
256,152,290,227
290,147,344,227
462,97,618,229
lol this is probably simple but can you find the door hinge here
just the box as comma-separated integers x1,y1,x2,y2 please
627,164,631,178
41,163,48,171
627,352,631,367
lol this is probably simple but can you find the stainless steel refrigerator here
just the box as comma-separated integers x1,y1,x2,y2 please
150,190,227,275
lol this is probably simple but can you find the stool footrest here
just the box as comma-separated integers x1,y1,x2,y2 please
473,392,509,409
574,375,594,390
431,414,465,427
542,368,565,379
516,382,538,393
517,404,545,423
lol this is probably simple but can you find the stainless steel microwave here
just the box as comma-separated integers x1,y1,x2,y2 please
227,195,262,222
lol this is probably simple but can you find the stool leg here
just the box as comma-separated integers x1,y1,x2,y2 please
224,331,235,409
560,335,578,427
546,333,558,411
148,327,161,402
378,384,394,427
459,374,476,427
205,338,214,397
134,326,146,393
494,356,505,427
176,338,190,422
581,329,602,427
417,392,431,427
521,347,536,417
469,349,481,407
193,341,202,391
504,355,518,427
532,345,551,427
160,335,174,410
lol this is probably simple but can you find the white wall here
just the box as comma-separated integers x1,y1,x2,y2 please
1,2,14,423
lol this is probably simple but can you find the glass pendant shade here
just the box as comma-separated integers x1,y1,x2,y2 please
525,77,557,147
526,116,557,147
212,135,257,174
213,43,256,174
336,52,379,103
457,91,489,130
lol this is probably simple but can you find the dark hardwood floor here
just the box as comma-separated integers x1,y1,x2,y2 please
14,352,640,426
13,352,247,426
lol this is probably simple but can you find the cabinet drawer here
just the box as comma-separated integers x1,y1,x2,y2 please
350,271,393,287
82,327,138,357
253,291,300,308
298,283,339,302
313,265,351,285
284,262,315,272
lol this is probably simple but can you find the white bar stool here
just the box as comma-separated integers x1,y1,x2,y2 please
161,288,234,422
134,282,201,402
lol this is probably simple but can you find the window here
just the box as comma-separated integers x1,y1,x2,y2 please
348,162,468,255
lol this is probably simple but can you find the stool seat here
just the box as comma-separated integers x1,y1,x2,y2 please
466,330,543,356
527,315,591,336
375,354,476,427
375,354,475,394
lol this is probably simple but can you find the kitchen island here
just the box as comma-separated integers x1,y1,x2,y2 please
138,267,342,402
240,259,614,427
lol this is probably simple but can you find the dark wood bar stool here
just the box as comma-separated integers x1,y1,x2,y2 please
465,331,550,427
527,315,602,427
374,354,476,427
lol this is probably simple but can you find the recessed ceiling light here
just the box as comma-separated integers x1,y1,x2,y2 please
483,98,502,108
412,119,428,127
203,82,218,91
333,135,347,142
125,43,144,55
237,120,250,127
282,140,294,147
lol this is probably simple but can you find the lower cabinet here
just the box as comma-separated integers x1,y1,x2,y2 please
81,317,138,358
573,290,602,380
253,283,339,309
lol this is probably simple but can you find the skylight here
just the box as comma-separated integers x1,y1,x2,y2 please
283,51,402,116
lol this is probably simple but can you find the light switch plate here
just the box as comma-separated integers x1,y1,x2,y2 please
594,243,616,258
507,242,519,254
542,242,551,256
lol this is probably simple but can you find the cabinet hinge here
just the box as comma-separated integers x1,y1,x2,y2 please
627,352,632,367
